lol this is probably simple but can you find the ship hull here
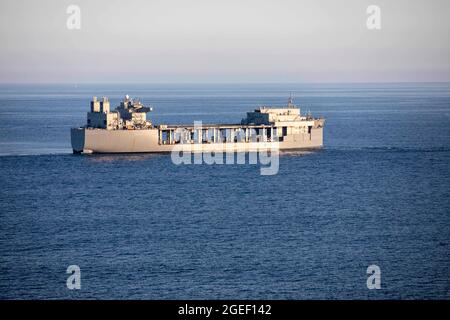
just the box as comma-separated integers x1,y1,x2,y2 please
71,127,323,154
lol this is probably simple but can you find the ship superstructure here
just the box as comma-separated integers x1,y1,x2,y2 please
87,95,152,130
71,95,324,153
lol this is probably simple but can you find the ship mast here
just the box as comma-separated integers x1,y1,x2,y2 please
288,92,295,108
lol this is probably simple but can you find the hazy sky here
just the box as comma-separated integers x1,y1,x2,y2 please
0,0,449,83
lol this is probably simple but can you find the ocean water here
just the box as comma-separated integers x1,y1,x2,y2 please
0,83,449,299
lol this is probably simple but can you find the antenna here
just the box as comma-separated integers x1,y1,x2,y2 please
288,92,294,108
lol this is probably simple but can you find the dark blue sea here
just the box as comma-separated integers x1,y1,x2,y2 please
0,83,449,299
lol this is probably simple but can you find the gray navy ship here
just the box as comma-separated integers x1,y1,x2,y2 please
71,95,324,154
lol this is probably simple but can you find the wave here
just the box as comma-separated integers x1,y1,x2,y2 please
325,146,450,153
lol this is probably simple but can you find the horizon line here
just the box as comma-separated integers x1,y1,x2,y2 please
1,81,450,86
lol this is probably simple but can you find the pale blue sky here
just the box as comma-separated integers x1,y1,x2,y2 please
0,0,449,83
